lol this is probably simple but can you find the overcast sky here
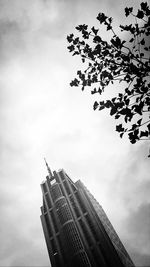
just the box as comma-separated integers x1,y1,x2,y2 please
0,0,150,266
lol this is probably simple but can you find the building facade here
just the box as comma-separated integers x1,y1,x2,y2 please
40,163,135,267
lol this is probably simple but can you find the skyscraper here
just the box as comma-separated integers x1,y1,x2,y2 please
40,163,134,267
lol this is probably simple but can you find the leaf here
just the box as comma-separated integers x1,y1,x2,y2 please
144,47,148,51
129,38,134,42
93,101,99,110
119,108,129,115
93,36,102,43
111,37,122,49
108,17,113,23
147,123,150,133
141,2,147,11
99,106,105,111
120,132,124,138
125,98,129,106
70,78,80,87
103,49,109,56
105,100,112,108
140,38,145,45
133,102,144,115
98,88,102,94
93,44,101,54
91,88,97,94
128,132,135,143
125,116,128,123
76,24,88,32
125,7,133,17
116,124,124,132
110,106,117,116
140,131,148,138
115,114,120,119
73,51,79,56
131,124,137,130
97,13,107,24
67,45,75,52
140,53,144,57
67,34,74,43
91,26,99,35
137,10,144,19
137,118,142,125
128,129,139,143
107,24,112,31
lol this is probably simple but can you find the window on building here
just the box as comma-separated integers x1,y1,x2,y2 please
63,180,71,195
51,184,62,202
64,222,83,253
86,214,99,242
57,235,67,264
42,183,47,193
79,219,93,247
51,238,57,254
71,183,77,192
76,251,91,267
58,171,65,181
50,210,58,233
91,247,107,267
76,192,87,214
70,195,80,218
45,213,53,238
45,194,52,209
57,202,72,225
43,198,47,213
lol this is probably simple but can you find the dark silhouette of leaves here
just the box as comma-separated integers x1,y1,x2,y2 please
93,101,99,110
125,7,133,17
137,10,144,19
76,24,88,31
93,36,102,43
70,78,80,87
147,123,150,133
67,2,150,154
91,26,99,35
97,13,107,23
140,131,149,137
141,2,148,11
116,124,124,132
67,45,74,52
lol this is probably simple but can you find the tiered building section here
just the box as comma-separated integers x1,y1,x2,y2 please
40,165,134,267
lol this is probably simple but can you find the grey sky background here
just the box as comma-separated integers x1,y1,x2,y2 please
0,0,150,266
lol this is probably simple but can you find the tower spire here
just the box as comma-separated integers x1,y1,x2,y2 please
44,158,52,177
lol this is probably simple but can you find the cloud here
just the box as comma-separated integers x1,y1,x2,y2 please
0,185,49,266
131,252,150,267
101,142,150,266
123,203,150,266
127,203,150,254
0,224,49,267
0,0,149,266
0,0,80,45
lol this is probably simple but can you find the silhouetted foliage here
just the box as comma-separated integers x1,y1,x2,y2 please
67,2,150,151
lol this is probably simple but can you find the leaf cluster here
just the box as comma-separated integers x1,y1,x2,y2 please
67,2,150,146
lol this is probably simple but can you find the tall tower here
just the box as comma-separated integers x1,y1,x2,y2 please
40,165,134,267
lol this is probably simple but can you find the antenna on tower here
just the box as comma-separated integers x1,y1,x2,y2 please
44,158,52,177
